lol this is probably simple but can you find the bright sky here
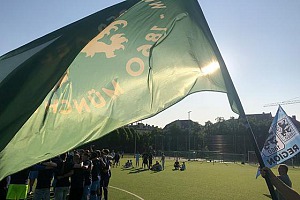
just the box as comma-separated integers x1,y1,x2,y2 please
1,0,300,128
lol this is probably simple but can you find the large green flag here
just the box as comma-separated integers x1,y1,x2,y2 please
0,0,243,179
0,0,139,153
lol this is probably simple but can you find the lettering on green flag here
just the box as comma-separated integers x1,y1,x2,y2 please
0,0,243,179
0,0,139,152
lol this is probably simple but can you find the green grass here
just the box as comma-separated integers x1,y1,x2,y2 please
109,156,300,200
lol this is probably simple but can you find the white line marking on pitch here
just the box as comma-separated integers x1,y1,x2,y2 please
109,185,145,200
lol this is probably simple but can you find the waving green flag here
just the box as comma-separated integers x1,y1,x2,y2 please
0,0,243,179
0,0,139,152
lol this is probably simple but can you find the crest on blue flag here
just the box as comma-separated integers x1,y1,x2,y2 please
258,106,300,176
256,105,300,178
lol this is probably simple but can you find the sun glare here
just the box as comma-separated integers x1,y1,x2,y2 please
200,61,220,76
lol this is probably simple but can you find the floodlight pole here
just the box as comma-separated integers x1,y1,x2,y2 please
188,111,192,151
188,111,192,120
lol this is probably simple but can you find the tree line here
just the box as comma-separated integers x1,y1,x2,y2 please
84,116,273,155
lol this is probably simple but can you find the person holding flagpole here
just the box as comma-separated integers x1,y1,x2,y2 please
260,167,300,200
276,164,292,200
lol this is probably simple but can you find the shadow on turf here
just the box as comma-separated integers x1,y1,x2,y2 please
263,194,272,199
150,170,162,174
26,191,55,200
121,167,134,171
128,167,149,174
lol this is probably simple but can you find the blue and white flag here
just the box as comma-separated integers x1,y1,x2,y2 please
257,105,300,177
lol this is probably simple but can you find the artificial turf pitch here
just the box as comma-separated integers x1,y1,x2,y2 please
109,156,300,200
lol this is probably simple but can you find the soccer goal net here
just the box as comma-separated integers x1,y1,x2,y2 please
247,151,258,164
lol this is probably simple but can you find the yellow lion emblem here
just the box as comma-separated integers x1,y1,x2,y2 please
81,20,128,58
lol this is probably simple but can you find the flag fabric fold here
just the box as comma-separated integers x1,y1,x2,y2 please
0,0,140,179
0,0,243,179
0,0,139,153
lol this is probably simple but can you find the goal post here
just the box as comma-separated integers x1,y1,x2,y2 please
248,151,258,164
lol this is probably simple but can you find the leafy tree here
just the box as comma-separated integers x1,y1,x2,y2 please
80,116,273,155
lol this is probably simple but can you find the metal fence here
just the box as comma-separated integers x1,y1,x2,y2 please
157,150,245,163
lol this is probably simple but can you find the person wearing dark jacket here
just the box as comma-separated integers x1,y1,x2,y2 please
0,176,10,200
54,153,74,200
99,149,112,200
32,160,57,200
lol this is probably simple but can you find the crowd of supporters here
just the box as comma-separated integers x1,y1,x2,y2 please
0,147,115,200
0,148,175,200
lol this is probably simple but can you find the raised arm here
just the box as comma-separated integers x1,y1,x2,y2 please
261,167,300,200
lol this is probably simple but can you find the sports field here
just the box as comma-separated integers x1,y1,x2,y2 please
109,156,300,200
